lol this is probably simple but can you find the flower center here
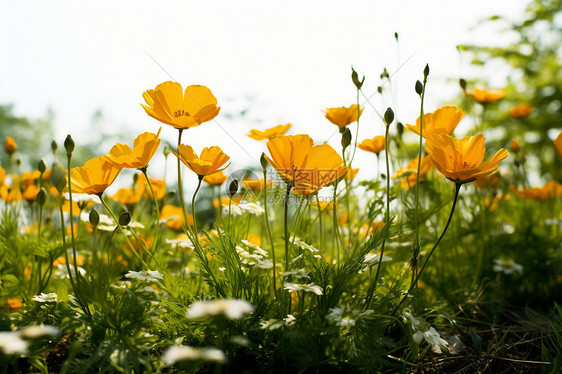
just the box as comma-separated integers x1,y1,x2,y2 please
173,110,190,118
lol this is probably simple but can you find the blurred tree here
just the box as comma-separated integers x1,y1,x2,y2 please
458,0,562,181
0,104,55,169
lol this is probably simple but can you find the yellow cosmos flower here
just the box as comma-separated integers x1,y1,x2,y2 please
248,124,291,141
554,131,562,158
213,195,242,208
21,171,41,187
0,166,6,186
203,170,228,186
242,178,273,190
4,137,17,154
141,82,220,129
425,133,509,184
392,155,434,189
406,106,464,138
324,105,363,130
473,172,500,188
173,145,230,178
265,134,345,196
247,233,262,247
112,187,143,205
23,185,40,202
512,181,562,200
509,104,532,118
466,87,506,104
358,136,385,155
70,155,123,195
160,204,193,230
0,184,22,202
107,128,161,169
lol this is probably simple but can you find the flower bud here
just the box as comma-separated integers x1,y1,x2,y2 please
260,153,268,171
4,137,17,154
51,140,58,154
50,162,67,192
15,157,21,167
163,144,171,158
64,135,75,157
229,179,239,197
341,128,352,150
37,188,47,206
397,121,404,138
89,208,100,227
459,78,467,91
351,67,365,90
423,64,430,78
415,80,423,95
377,86,383,94
394,32,399,41
38,159,47,173
119,211,131,226
384,108,394,126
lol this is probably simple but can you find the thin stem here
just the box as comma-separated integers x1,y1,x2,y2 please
316,193,324,255
365,125,391,309
263,169,277,299
191,176,203,233
66,155,80,284
392,183,462,315
100,195,149,269
176,129,195,238
413,75,427,284
284,184,292,271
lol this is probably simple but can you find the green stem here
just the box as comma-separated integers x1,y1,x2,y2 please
66,155,80,284
392,183,461,315
413,75,427,284
315,193,324,254
284,184,292,271
262,169,277,299
141,168,160,245
100,195,149,269
191,176,203,233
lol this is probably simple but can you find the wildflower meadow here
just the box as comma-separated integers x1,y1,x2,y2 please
1,1,562,373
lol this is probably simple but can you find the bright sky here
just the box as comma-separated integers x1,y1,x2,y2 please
0,0,528,190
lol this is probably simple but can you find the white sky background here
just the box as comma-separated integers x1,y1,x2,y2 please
0,0,528,192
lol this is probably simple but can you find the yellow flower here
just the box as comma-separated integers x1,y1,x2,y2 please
0,184,22,202
473,173,500,188
509,139,520,152
135,175,167,200
324,105,363,130
265,134,345,196
512,181,562,200
213,195,242,208
554,131,562,158
141,82,220,129
247,233,262,247
0,166,6,186
392,155,434,189
173,145,230,177
466,87,506,104
346,168,359,180
21,171,41,187
4,137,17,154
425,133,509,184
241,178,273,190
112,187,143,205
23,185,40,202
203,170,228,186
358,136,385,155
248,124,291,141
160,205,193,230
406,106,464,138
70,155,123,195
107,128,161,169
509,104,532,118
7,298,22,310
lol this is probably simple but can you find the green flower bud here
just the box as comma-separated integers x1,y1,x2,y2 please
119,211,131,226
260,153,269,170
424,64,430,78
384,108,394,126
51,140,58,154
50,162,67,193
64,135,75,156
351,67,365,90
229,179,239,197
37,188,47,206
459,78,467,91
341,128,352,150
415,80,423,95
89,208,100,227
38,159,47,173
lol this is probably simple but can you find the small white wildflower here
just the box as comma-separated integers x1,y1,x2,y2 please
284,282,323,295
55,264,86,279
66,193,101,204
290,237,319,253
125,270,164,283
0,332,29,355
238,202,265,216
32,293,58,303
283,314,296,326
163,346,226,366
413,327,449,354
260,319,284,330
326,305,374,328
187,299,254,320
128,221,145,229
254,259,273,269
20,325,60,339
493,259,523,275
364,253,393,266
223,204,243,216
240,240,268,257
218,267,226,272
166,238,195,250
283,268,309,279
97,224,117,232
